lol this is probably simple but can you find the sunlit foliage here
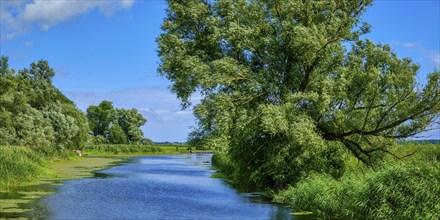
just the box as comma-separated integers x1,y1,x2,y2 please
0,56,89,151
158,0,439,191
87,101,147,144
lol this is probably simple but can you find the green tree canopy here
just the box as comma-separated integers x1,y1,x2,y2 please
87,101,115,137
158,0,440,190
86,101,147,144
114,108,147,144
109,125,128,144
0,56,89,150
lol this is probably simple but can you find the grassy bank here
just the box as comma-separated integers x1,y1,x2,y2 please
0,152,128,219
50,156,128,180
0,145,89,189
274,142,440,219
0,144,195,190
0,146,51,189
84,144,163,155
83,144,192,155
0,144,196,218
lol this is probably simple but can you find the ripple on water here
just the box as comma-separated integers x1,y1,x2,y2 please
40,154,312,220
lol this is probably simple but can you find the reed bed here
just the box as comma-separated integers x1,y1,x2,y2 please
83,144,163,154
0,146,47,189
276,143,440,219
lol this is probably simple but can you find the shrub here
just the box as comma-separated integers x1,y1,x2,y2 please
108,125,127,144
212,151,235,179
360,163,440,219
276,162,440,219
139,138,154,146
0,146,46,189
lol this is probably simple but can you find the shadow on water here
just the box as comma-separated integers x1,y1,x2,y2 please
92,170,118,178
239,193,315,220
0,191,24,200
0,181,59,219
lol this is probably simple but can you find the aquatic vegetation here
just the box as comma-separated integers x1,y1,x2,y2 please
84,144,163,154
0,146,47,189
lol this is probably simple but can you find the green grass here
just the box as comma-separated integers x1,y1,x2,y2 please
211,172,227,179
0,144,194,189
157,145,192,153
83,144,163,154
83,144,193,155
275,142,440,219
51,156,127,179
0,146,48,189
0,143,197,190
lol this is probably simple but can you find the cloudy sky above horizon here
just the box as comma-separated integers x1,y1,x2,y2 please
1,0,439,141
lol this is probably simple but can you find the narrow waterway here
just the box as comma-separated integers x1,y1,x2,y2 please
2,154,314,219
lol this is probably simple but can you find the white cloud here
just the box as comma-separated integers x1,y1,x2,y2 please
139,107,152,113
393,41,440,70
0,0,135,42
394,41,421,49
121,0,135,8
428,52,440,70
1,1,28,41
155,109,171,115
176,111,193,115
21,0,98,31
139,108,193,123
24,40,34,47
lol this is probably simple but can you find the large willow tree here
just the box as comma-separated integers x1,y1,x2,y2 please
157,0,440,190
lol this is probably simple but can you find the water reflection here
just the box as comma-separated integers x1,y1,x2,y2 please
45,154,314,219
1,154,315,220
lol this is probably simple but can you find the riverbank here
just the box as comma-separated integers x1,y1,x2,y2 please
50,156,128,179
0,154,131,218
212,142,440,219
0,145,193,189
83,144,192,155
23,154,296,220
0,143,202,218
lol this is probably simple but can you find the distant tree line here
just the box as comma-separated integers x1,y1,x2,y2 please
86,100,152,145
0,56,152,152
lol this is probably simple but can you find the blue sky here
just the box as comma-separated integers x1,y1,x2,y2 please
1,0,439,141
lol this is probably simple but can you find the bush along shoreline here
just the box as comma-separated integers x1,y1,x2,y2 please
212,142,440,219
0,146,79,189
275,161,440,219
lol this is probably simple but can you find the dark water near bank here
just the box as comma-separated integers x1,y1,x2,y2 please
2,154,313,219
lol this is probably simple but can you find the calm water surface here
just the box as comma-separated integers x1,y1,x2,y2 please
3,154,314,219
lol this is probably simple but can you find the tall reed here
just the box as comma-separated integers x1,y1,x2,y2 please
84,144,163,154
275,143,440,219
0,146,47,189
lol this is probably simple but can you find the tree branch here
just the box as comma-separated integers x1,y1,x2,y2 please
374,89,413,131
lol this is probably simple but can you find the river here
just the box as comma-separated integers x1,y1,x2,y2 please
1,153,314,219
